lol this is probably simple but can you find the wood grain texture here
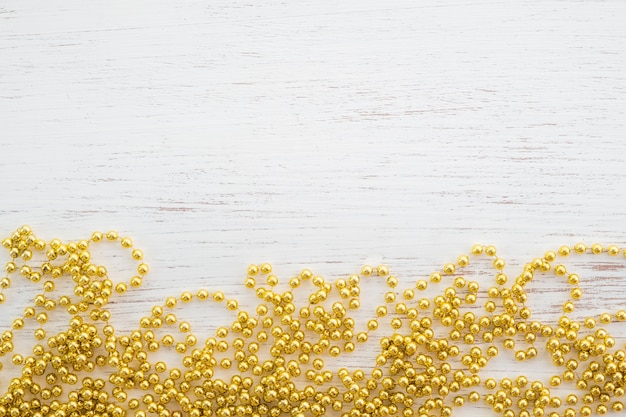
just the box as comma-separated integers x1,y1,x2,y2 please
1,1,626,414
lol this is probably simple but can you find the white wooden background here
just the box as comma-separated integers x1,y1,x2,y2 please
2,1,626,415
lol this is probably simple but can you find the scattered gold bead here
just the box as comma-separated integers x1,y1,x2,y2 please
558,246,571,256
607,245,620,256
471,244,483,255
137,263,149,275
377,265,389,276
600,312,612,324
130,276,142,288
443,263,455,275
493,258,505,270
573,242,587,253
1,227,625,417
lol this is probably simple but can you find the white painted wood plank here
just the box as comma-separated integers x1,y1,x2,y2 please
1,1,626,414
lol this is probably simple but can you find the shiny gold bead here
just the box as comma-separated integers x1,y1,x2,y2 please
484,245,496,256
367,319,378,331
470,244,483,255
591,243,603,254
377,265,389,276
120,237,133,248
557,245,570,256
267,275,279,286
163,296,177,308
412,281,427,293
386,275,398,288
384,292,396,303
260,263,272,274
138,263,149,275
131,249,144,260
615,309,626,321
493,258,505,270
573,242,586,253
6,227,626,417
429,272,441,283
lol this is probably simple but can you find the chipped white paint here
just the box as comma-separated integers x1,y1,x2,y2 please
1,0,626,413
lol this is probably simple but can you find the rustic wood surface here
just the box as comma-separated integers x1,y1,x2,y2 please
1,1,626,415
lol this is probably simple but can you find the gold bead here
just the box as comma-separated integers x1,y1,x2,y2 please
386,275,398,288
267,275,279,286
443,263,455,275
574,242,586,253
7,227,626,417
554,264,567,276
429,272,442,283
558,246,570,256
137,263,149,275
471,244,483,255
377,265,389,276
591,243,603,254
493,258,505,270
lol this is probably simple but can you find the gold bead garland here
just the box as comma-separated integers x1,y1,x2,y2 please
0,227,625,417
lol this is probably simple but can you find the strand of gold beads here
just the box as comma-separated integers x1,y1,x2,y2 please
0,226,625,417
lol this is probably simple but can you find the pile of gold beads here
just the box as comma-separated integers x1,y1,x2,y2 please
1,226,626,417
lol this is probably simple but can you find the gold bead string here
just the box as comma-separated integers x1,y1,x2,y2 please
1,226,626,417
